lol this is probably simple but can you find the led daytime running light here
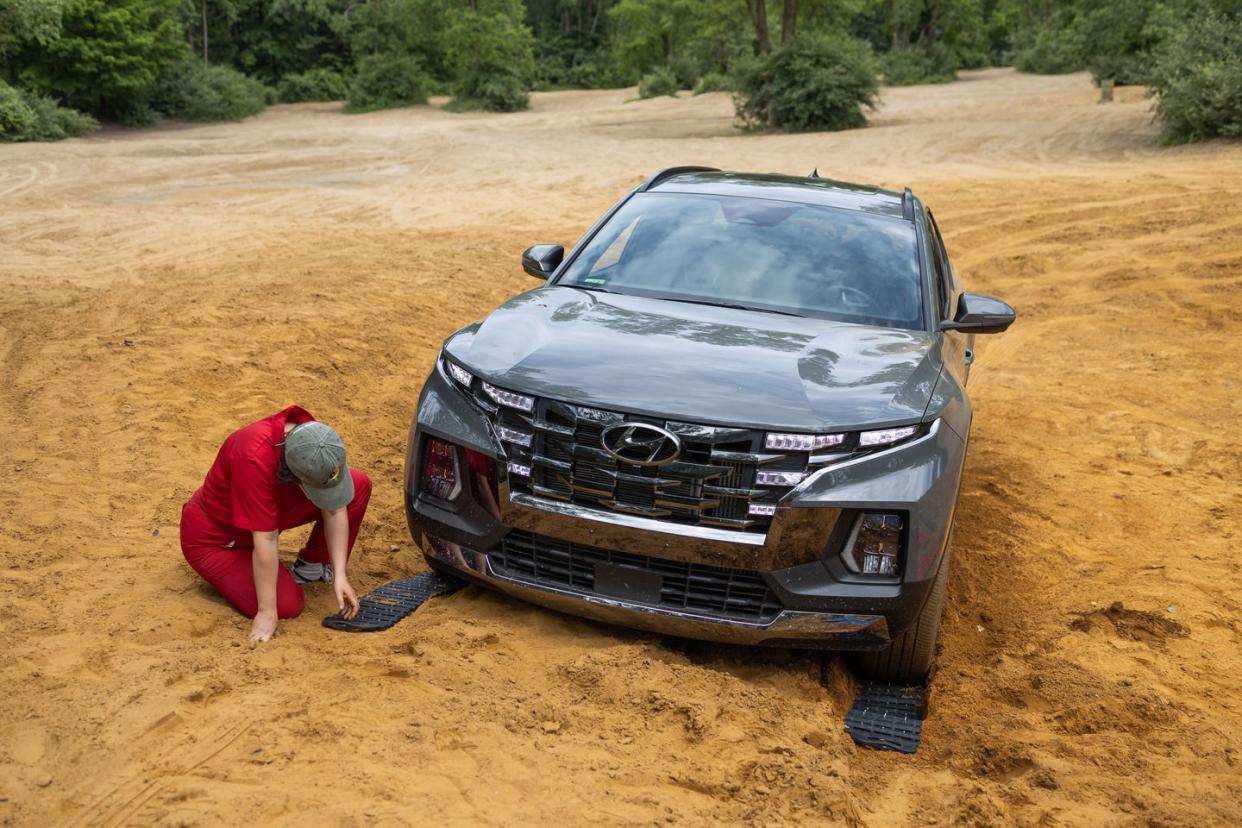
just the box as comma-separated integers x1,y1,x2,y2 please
482,382,535,413
765,432,846,451
859,425,918,447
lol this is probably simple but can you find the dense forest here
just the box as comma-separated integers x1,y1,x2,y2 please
2,0,1240,143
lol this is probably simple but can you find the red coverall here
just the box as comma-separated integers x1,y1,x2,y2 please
180,405,372,618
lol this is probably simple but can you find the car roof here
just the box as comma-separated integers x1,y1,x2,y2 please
646,170,908,220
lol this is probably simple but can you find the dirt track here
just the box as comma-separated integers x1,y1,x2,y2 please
1,68,1241,826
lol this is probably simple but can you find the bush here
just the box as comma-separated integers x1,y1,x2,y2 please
152,61,268,122
1012,27,1085,75
277,69,350,103
638,67,678,99
443,2,535,112
0,81,98,141
882,46,957,86
0,82,36,139
346,53,429,112
693,71,733,95
732,34,880,132
452,70,530,112
669,55,700,90
1150,11,1242,144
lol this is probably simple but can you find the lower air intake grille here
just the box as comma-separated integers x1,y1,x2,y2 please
491,530,784,623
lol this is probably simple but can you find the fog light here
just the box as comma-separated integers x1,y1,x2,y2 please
748,503,776,517
421,437,461,501
755,470,805,487
844,513,903,577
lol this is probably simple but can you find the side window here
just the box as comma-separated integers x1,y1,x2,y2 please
927,211,954,319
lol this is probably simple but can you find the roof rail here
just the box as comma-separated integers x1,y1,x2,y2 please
638,166,721,192
901,187,915,221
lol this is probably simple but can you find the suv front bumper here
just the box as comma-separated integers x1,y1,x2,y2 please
404,367,964,650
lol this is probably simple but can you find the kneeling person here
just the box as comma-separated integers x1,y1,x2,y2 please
181,406,370,641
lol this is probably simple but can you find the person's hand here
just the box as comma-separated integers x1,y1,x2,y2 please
335,576,359,620
249,610,279,642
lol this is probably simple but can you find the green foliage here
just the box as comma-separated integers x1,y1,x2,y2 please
732,34,880,133
442,0,534,111
152,59,267,120
0,0,65,62
0,79,98,140
346,52,429,112
692,71,732,95
1149,9,1242,144
882,45,957,85
668,54,699,89
15,0,186,118
277,67,349,102
1012,25,1086,74
637,66,678,98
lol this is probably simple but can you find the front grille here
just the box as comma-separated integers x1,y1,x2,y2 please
466,387,811,532
492,529,784,623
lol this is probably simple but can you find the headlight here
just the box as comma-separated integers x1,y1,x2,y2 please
443,356,474,388
858,425,918,447
755,470,806,487
482,381,535,413
765,432,845,451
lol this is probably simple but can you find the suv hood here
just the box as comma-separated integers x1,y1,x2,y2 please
445,287,942,432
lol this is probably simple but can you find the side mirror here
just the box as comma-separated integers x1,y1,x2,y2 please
522,244,564,280
939,292,1015,334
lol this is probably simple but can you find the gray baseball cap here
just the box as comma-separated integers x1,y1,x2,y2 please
283,422,354,510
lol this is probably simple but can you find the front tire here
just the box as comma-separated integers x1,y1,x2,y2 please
851,546,951,684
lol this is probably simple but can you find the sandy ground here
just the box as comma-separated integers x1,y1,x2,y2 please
1,68,1240,826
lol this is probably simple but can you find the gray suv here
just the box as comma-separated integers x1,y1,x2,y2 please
404,168,1014,682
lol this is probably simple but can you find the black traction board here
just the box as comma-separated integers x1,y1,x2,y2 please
844,681,927,753
322,571,464,632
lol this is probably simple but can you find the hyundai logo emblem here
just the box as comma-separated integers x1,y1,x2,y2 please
600,423,682,467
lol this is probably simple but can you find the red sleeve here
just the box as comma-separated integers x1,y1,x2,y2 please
231,456,279,532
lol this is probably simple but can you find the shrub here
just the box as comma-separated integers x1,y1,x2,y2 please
638,67,678,99
693,71,733,95
277,69,350,103
1012,27,1085,75
346,53,429,112
669,55,700,90
0,81,98,141
732,34,880,132
1149,11,1242,144
443,2,535,112
0,81,37,139
882,46,957,86
452,70,530,112
152,61,268,122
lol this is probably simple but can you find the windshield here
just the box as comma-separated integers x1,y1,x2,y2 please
557,192,924,329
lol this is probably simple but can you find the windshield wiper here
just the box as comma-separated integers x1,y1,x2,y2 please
659,296,806,317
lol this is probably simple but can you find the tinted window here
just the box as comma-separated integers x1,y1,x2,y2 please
559,193,923,330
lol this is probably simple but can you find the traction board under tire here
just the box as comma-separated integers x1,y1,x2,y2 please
844,681,927,753
322,571,464,632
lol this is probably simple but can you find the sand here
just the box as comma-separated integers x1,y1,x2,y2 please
1,68,1240,826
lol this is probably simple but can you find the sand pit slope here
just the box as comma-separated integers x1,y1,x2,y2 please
0,69,1240,826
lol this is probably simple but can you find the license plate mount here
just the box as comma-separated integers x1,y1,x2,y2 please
592,562,663,606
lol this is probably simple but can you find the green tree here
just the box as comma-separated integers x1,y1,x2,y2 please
0,0,65,68
443,0,536,110
16,0,186,118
